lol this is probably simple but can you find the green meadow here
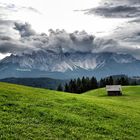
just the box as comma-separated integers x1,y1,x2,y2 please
0,82,140,140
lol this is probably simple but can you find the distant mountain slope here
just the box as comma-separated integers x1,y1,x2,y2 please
0,82,140,139
0,77,66,90
0,50,140,79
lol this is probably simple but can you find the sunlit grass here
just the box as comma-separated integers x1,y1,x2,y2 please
0,82,140,140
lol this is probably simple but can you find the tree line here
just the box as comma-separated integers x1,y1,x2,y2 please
57,76,137,94
57,76,98,93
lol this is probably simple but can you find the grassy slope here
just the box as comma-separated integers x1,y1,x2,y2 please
0,82,140,140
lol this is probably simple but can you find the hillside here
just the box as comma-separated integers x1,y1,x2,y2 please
0,83,140,139
0,77,66,90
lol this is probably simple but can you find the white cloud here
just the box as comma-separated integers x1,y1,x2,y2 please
0,0,140,60
0,0,125,36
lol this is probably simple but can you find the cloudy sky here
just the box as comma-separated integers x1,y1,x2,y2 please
0,0,140,59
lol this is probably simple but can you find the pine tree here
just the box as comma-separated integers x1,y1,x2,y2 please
99,78,106,88
81,77,86,92
64,76,99,93
57,84,63,91
115,78,121,85
105,78,109,85
76,78,82,93
90,77,98,89
68,79,77,93
109,76,114,85
64,83,69,92
85,77,90,91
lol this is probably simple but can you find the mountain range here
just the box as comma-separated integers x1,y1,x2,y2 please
0,50,140,79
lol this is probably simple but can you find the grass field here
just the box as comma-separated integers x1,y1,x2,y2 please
0,82,140,140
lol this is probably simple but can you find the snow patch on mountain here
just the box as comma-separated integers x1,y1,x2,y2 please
0,50,140,79
112,54,136,64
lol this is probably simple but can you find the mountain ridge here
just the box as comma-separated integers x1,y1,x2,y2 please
0,50,140,79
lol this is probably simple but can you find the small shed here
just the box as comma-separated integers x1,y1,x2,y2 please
106,85,122,96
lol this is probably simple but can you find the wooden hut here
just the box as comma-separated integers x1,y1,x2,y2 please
106,85,122,96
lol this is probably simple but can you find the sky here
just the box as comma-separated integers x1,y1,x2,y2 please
0,0,140,59
0,0,124,35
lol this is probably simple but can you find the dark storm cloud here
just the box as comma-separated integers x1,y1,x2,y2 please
45,29,95,53
0,22,115,55
83,0,140,18
14,22,36,37
111,0,140,5
75,0,140,59
0,1,123,56
0,22,38,54
0,0,139,59
0,41,27,54
0,21,140,59
85,5,140,18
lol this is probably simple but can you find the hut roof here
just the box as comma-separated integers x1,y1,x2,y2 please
106,85,122,92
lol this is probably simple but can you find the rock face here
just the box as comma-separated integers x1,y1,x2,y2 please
0,50,140,79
